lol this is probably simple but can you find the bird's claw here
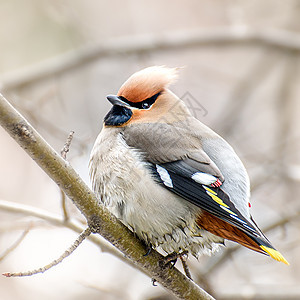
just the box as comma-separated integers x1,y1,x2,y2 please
143,245,153,257
160,250,188,269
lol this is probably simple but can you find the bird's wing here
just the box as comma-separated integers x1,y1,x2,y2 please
148,159,288,264
185,151,225,182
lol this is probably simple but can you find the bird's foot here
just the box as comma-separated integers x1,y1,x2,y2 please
160,251,192,280
160,250,188,269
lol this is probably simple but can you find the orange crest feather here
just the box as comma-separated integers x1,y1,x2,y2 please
117,66,178,102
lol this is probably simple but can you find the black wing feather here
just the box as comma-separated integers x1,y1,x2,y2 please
149,162,273,249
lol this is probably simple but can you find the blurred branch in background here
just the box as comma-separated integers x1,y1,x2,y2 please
216,50,281,136
0,199,124,259
2,27,300,92
0,227,30,262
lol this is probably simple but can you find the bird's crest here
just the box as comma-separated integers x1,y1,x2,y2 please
117,66,178,103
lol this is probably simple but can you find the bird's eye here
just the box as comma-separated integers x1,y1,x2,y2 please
142,102,150,109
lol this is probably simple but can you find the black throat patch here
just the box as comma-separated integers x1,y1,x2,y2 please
104,105,133,126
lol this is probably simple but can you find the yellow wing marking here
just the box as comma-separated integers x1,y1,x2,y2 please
203,186,231,209
203,186,217,195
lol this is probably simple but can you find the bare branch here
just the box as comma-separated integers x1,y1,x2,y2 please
3,227,91,277
2,27,300,91
0,94,214,300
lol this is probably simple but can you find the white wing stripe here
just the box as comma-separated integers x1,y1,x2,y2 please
156,165,173,188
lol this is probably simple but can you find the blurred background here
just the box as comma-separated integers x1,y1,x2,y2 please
0,1,299,299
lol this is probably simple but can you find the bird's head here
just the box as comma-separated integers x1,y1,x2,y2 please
104,66,190,127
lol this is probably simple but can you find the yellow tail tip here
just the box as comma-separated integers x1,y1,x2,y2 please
260,245,289,265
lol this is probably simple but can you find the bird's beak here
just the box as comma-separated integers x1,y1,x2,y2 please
106,95,129,107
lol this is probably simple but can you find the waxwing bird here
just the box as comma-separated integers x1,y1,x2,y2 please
89,66,288,266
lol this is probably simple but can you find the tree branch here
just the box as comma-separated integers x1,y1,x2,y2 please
0,93,214,300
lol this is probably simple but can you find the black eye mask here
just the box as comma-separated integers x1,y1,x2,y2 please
119,91,161,110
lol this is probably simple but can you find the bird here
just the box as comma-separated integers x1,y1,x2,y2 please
89,66,288,268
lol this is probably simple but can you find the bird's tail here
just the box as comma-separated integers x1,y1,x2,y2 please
197,210,289,265
250,235,289,265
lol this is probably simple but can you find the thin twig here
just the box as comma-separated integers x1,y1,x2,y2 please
60,189,69,222
61,130,75,159
3,227,91,277
0,228,30,262
60,131,75,221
